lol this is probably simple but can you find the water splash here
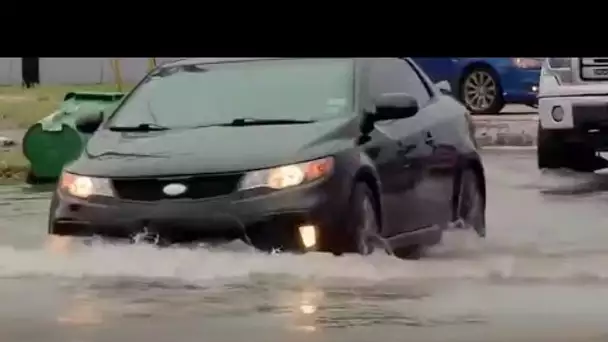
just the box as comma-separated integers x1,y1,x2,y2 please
0,231,606,287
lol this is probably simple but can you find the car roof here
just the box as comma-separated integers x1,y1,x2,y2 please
161,57,360,68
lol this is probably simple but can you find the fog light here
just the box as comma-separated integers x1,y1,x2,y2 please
532,85,538,92
551,106,565,122
298,225,317,249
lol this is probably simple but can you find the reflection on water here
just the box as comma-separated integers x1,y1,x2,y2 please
46,235,73,256
280,284,324,333
51,277,464,333
57,293,103,327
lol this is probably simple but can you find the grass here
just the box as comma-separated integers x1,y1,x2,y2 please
0,83,134,183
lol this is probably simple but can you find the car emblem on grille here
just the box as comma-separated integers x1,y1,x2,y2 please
163,183,187,196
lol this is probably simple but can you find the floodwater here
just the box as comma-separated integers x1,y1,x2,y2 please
2,150,608,342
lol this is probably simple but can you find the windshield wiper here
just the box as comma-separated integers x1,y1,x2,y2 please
109,118,317,132
108,123,170,132
192,118,317,128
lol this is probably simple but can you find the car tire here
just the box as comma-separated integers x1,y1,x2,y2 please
338,182,381,256
453,167,486,237
459,67,505,115
537,123,604,172
392,244,425,260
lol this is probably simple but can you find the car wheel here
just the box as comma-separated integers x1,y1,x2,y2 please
340,183,380,256
392,244,424,260
460,67,505,115
537,123,604,172
454,168,485,237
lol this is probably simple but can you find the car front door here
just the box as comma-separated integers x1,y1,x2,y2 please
406,59,461,229
365,58,438,237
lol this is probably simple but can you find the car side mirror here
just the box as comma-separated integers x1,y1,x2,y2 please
436,80,452,95
75,111,104,134
373,93,419,121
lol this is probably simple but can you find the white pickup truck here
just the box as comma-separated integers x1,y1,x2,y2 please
538,57,608,172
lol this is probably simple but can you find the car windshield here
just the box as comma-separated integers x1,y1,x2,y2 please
107,59,355,128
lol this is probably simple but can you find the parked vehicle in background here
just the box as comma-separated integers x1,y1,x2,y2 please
48,58,486,259
412,58,542,114
537,57,608,172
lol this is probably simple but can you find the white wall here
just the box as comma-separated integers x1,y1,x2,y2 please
0,58,187,86
0,58,23,85
39,58,160,85
39,58,109,84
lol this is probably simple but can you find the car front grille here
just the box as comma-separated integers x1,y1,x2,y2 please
579,57,608,81
112,173,243,201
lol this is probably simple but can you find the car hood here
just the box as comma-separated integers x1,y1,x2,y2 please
67,117,360,177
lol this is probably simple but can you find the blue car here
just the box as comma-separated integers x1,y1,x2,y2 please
412,58,542,114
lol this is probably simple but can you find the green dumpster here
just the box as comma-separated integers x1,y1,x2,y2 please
22,91,125,183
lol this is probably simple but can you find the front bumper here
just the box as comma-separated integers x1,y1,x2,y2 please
539,95,608,150
50,176,350,252
539,95,608,130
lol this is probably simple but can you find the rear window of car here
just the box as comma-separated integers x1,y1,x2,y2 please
107,59,355,128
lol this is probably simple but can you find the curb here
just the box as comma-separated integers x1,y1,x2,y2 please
481,145,536,151
476,133,535,147
472,115,537,148
473,116,538,122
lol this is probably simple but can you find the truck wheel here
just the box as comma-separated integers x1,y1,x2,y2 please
537,123,604,172
460,66,505,115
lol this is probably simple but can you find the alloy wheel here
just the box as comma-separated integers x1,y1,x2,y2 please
357,197,378,255
463,70,498,113
457,170,484,236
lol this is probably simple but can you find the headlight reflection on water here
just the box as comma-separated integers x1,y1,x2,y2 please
281,285,325,333
57,293,104,327
46,235,75,256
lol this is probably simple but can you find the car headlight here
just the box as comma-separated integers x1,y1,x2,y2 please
511,57,543,69
238,157,334,191
59,172,114,198
543,58,573,84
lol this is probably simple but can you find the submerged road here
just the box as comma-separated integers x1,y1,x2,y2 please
2,150,608,342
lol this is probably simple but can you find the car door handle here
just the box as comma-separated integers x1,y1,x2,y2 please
424,132,435,146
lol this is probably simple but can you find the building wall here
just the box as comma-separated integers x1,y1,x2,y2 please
0,58,184,85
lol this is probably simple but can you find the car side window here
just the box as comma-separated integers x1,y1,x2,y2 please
368,58,432,107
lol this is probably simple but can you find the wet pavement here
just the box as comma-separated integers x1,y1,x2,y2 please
2,150,608,342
